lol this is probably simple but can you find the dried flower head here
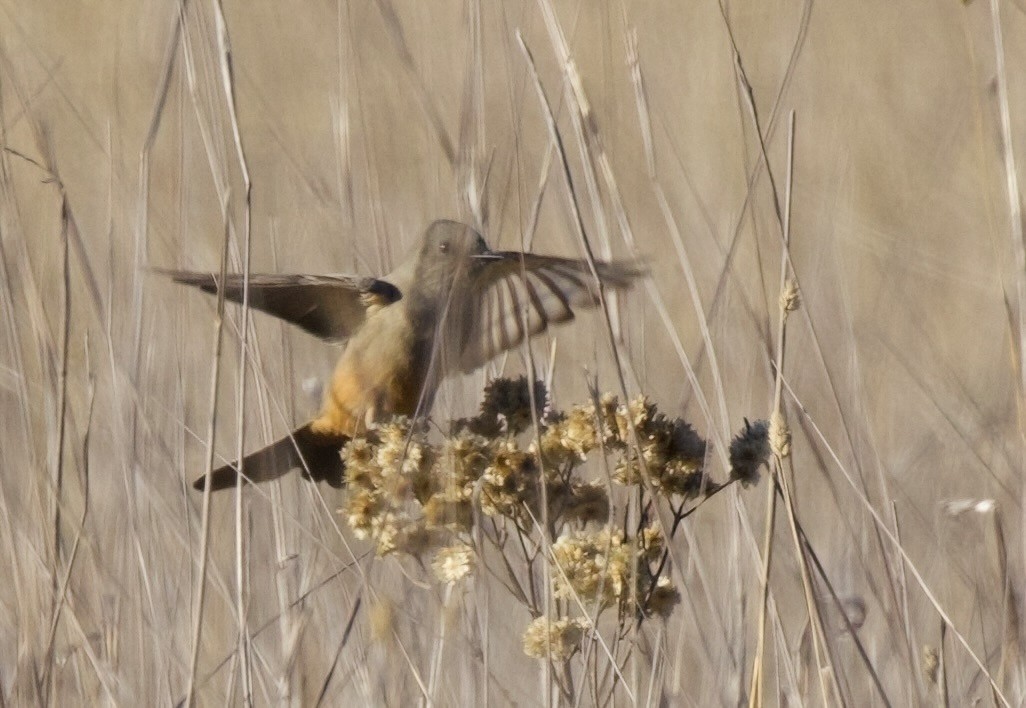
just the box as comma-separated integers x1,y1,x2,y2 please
534,415,580,469
645,576,681,619
769,411,791,459
341,489,385,540
729,419,770,486
375,418,435,482
365,511,403,555
432,543,476,584
343,419,437,504
522,616,588,660
342,436,377,484
559,404,600,457
597,394,631,447
475,376,548,435
439,431,493,490
638,525,665,562
613,398,707,498
336,376,725,623
341,420,444,556
551,528,631,607
779,278,801,314
479,439,538,521
452,377,548,440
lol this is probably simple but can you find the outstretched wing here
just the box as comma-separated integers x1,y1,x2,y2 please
457,253,644,373
158,270,402,342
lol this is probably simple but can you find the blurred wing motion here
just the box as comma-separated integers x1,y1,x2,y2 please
458,253,645,373
157,270,402,342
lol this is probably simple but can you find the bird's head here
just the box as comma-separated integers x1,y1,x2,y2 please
414,220,494,299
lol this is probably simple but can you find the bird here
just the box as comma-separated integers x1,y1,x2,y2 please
161,219,644,492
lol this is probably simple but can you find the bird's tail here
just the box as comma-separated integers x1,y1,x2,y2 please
192,423,349,491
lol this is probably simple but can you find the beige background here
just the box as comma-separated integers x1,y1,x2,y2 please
1,0,1023,704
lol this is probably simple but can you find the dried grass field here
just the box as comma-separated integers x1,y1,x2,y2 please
2,0,1025,705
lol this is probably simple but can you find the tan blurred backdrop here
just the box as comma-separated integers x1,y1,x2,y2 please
1,0,1024,704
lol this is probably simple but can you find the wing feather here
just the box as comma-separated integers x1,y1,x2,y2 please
457,253,644,373
157,270,401,342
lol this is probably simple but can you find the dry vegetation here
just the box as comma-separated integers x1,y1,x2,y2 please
2,0,1026,705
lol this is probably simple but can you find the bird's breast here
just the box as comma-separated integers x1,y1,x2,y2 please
312,304,435,436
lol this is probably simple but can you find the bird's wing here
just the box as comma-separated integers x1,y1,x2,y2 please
158,270,402,342
457,253,645,373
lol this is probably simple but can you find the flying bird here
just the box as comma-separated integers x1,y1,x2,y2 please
162,219,644,491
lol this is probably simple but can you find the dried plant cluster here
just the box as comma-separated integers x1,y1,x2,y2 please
339,377,770,667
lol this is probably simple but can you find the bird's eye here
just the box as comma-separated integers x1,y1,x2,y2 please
439,241,450,254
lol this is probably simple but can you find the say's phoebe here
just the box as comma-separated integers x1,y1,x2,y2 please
163,220,643,491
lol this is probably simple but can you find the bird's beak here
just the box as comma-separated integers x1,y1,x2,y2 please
471,251,505,262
